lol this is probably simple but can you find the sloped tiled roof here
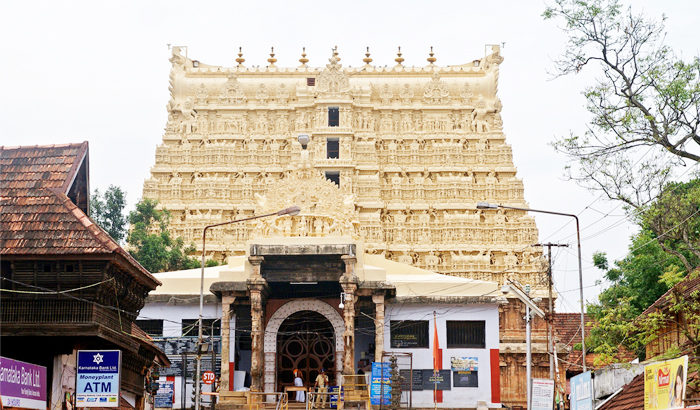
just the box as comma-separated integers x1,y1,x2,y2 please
597,373,644,410
553,312,636,371
0,142,160,288
0,142,87,195
642,272,700,317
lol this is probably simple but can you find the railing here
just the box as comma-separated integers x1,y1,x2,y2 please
247,392,288,410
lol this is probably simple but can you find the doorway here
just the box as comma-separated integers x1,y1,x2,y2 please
276,310,335,392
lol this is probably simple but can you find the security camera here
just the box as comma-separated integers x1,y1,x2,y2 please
500,285,510,295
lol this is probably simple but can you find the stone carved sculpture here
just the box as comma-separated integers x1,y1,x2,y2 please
147,46,544,289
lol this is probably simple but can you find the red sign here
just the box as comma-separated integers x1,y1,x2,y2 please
202,371,215,385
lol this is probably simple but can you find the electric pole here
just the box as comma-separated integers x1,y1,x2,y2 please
534,243,568,388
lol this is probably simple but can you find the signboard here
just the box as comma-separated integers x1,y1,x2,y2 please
422,369,451,391
644,355,688,410
76,350,121,407
329,386,343,408
369,362,391,406
399,369,423,391
570,371,593,410
0,356,47,410
154,380,174,408
531,378,554,410
450,357,478,371
453,371,478,388
202,371,215,385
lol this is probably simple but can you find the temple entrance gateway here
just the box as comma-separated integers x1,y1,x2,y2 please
277,311,335,392
263,299,345,394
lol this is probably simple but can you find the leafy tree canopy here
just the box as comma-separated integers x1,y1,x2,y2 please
126,199,200,273
544,0,700,211
587,180,700,364
90,185,128,243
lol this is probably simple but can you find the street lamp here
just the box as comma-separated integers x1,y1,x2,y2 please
501,281,545,410
476,202,587,372
195,205,301,410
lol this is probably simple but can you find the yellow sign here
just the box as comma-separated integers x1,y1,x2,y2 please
644,355,688,409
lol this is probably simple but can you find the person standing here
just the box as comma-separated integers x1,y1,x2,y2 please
293,369,305,403
314,368,329,408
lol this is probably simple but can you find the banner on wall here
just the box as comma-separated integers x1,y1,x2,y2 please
450,357,478,371
570,371,593,410
0,356,47,410
644,355,688,410
369,362,390,406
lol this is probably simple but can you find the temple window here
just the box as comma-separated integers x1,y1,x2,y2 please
446,320,485,348
325,171,340,186
327,138,339,158
328,107,339,127
135,319,164,337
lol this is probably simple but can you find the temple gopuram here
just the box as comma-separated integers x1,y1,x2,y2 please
142,45,552,409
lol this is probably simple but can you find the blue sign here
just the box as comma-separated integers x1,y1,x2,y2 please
369,362,391,406
76,350,121,408
570,371,593,410
328,386,343,408
154,381,174,408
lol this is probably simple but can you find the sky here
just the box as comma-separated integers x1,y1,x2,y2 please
1,0,698,312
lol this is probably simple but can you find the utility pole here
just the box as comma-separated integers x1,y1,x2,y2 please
534,242,568,399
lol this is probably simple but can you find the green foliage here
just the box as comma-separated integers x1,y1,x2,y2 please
90,185,128,243
586,180,700,364
205,259,220,267
126,199,200,273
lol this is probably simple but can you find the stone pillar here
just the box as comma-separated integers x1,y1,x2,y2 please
372,293,385,361
340,255,358,375
220,295,235,392
247,256,267,392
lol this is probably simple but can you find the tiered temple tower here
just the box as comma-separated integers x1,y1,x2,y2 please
143,46,553,408
143,45,546,289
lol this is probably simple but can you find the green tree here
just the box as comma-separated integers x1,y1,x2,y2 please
126,199,200,273
90,185,128,243
587,180,700,363
543,0,700,211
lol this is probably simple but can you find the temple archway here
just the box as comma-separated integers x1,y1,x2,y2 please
263,299,344,393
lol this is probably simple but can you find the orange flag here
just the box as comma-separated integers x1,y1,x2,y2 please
433,311,443,403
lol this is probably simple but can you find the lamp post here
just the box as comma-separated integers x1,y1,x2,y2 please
476,202,587,372
195,205,301,410
501,280,545,410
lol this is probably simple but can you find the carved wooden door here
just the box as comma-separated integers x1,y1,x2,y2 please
277,310,335,391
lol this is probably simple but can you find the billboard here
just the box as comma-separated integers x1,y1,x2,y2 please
644,355,688,410
76,350,121,408
570,371,593,410
369,362,390,406
0,356,47,410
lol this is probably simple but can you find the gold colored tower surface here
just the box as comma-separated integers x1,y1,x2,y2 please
143,45,545,288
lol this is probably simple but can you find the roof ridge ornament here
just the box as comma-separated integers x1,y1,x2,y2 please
395,46,404,66
363,46,373,66
267,47,277,67
427,46,436,65
299,47,309,67
235,47,245,67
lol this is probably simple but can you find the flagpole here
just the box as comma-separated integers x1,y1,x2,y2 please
433,311,438,410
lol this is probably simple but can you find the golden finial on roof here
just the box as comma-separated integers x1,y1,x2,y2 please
235,47,245,66
395,46,404,65
363,46,373,65
333,45,340,61
267,47,277,66
299,47,309,66
427,46,437,64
